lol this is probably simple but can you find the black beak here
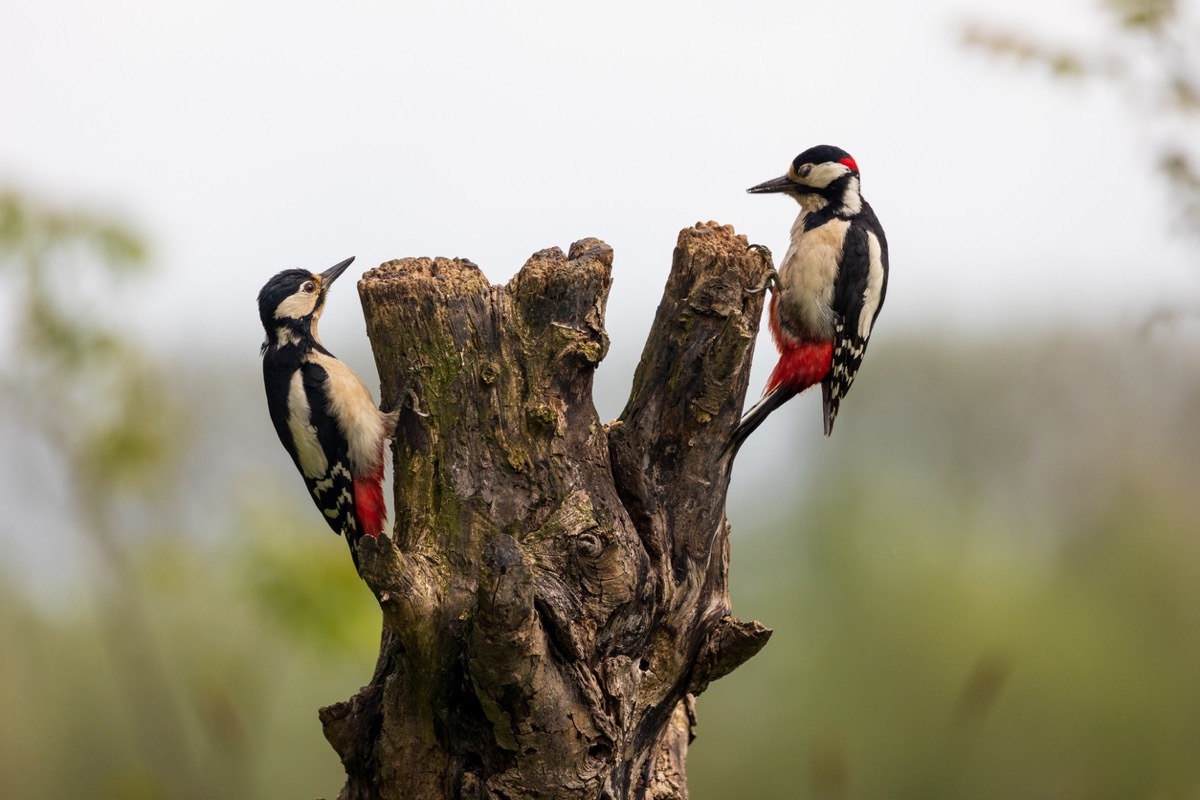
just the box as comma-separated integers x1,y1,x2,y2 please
320,256,355,287
747,175,797,194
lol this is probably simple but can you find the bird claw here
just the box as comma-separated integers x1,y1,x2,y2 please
398,362,433,417
407,387,430,418
746,267,779,296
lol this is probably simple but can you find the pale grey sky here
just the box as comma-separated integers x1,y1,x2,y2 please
3,0,1196,395
3,0,1199,602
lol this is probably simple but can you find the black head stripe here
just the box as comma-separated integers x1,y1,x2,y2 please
792,144,852,173
257,268,315,331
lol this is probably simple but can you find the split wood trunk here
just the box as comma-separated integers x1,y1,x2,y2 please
319,222,774,800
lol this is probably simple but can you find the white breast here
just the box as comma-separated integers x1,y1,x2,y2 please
777,213,850,340
308,351,389,474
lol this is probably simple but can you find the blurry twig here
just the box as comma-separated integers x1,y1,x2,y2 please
1137,303,1200,335
0,189,231,799
960,1,1200,250
958,24,1125,81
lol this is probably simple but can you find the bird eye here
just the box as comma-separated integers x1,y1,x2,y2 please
798,164,813,178
302,281,316,294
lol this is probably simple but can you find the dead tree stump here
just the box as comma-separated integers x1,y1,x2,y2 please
319,222,774,800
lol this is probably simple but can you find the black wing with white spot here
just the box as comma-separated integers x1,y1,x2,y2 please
823,202,889,435
298,360,360,542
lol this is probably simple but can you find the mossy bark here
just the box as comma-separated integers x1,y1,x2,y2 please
320,222,773,800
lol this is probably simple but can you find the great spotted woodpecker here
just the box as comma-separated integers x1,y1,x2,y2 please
257,257,396,570
732,145,889,449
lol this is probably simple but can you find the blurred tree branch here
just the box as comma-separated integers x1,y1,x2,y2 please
0,189,232,798
961,0,1200,245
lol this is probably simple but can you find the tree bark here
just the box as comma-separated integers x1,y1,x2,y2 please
320,222,773,800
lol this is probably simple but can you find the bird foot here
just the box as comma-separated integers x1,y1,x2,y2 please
406,387,429,418
746,266,778,296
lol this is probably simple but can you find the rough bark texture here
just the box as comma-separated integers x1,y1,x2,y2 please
320,222,773,800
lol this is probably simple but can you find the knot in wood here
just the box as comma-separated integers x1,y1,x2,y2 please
573,531,604,560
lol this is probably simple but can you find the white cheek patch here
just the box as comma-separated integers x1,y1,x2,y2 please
275,291,318,320
806,162,850,189
859,231,886,339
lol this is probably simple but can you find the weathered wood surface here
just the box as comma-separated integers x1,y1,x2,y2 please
320,222,773,800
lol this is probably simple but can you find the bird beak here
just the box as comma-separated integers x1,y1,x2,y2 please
746,175,797,194
320,256,356,287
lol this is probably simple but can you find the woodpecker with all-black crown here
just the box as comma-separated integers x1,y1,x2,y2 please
731,144,889,450
257,256,397,572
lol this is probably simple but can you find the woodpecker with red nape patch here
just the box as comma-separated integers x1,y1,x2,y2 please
257,257,397,571
731,145,889,449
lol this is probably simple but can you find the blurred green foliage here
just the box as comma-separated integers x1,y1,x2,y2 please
0,190,375,799
0,190,178,498
691,336,1200,800
0,528,372,800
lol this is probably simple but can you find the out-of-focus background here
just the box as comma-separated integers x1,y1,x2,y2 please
3,0,1199,798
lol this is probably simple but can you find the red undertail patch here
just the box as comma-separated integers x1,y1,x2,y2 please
353,466,387,538
765,341,834,396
